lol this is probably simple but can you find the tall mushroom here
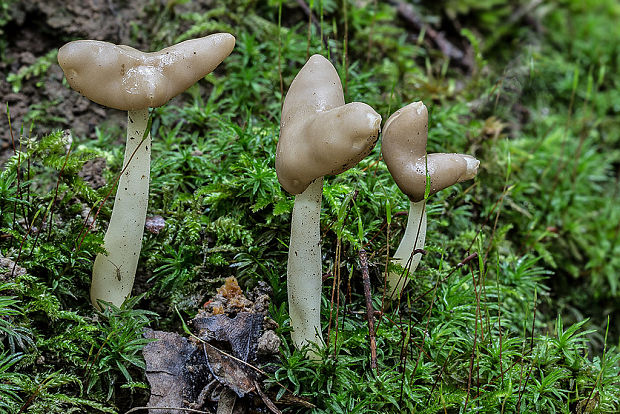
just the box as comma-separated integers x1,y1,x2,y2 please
276,54,381,351
58,33,235,309
381,101,479,298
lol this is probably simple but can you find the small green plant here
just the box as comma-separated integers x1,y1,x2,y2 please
6,49,58,93
0,351,26,411
84,296,157,399
0,282,34,352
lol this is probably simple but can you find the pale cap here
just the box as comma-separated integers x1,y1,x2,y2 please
381,101,479,202
276,54,381,195
58,33,235,111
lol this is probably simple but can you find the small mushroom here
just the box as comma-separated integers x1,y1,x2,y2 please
382,101,479,298
58,34,235,309
276,54,381,351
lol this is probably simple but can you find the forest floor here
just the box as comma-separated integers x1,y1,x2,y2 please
1,0,619,413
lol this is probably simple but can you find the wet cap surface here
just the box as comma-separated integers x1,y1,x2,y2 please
58,33,235,111
276,54,381,194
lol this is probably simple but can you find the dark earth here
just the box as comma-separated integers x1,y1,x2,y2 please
1,0,219,160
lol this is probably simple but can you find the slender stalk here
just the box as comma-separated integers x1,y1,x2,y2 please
90,109,151,309
386,200,427,298
326,236,340,351
287,177,324,351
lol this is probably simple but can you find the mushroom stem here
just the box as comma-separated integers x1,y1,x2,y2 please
287,177,324,351
91,109,151,309
387,199,427,299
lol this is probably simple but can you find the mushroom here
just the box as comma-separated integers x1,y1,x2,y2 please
276,54,381,351
381,101,479,298
57,33,235,309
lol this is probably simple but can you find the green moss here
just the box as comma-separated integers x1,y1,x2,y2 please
1,0,618,412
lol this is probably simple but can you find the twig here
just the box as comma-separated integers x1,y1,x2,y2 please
124,407,212,414
254,380,283,414
393,1,468,68
359,248,377,371
17,378,47,413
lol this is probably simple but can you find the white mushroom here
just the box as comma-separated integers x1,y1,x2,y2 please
381,102,479,299
276,54,381,351
58,34,235,309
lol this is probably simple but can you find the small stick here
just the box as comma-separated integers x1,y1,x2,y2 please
254,380,283,414
125,407,212,414
359,248,377,371
392,1,467,66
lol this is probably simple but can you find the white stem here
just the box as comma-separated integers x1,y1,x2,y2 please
287,177,324,351
91,109,151,309
386,200,427,299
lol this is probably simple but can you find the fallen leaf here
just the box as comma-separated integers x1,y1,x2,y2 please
203,342,256,398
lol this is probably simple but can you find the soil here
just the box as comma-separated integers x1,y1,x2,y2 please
0,0,215,162
1,0,147,149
